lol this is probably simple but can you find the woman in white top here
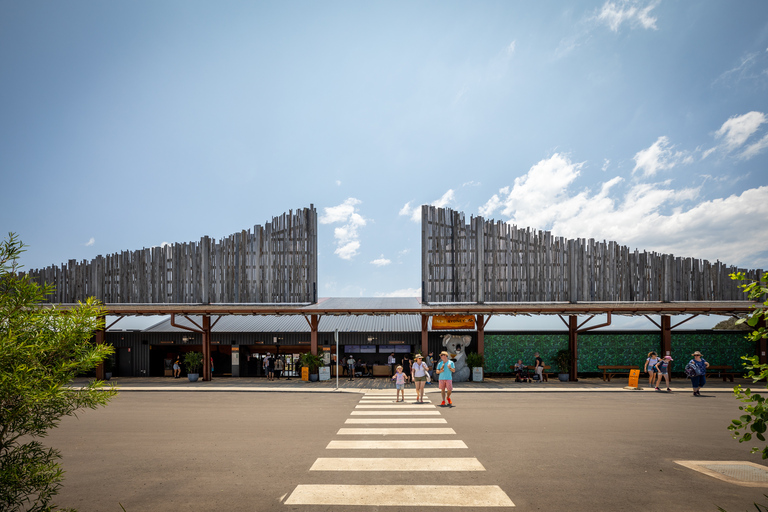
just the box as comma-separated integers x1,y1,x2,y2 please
411,354,430,403
644,351,660,387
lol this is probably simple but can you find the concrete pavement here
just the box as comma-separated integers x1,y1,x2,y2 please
72,375,753,393
46,388,768,511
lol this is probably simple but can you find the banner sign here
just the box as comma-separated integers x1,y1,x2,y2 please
431,315,476,330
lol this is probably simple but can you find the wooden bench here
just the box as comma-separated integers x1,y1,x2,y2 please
509,365,554,382
597,365,639,382
707,365,738,382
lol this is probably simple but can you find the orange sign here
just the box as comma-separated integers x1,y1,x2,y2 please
431,315,476,330
628,369,640,388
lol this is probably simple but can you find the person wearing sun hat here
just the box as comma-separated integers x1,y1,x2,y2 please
411,354,430,403
686,351,709,396
436,351,455,406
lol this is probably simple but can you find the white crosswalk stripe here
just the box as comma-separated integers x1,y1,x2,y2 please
350,410,441,415
355,404,435,409
336,427,456,435
326,440,467,449
283,392,515,508
344,418,447,424
310,457,486,471
285,485,515,507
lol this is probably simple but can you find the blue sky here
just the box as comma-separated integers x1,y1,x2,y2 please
2,1,767,329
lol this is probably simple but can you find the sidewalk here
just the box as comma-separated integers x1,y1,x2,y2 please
71,375,756,393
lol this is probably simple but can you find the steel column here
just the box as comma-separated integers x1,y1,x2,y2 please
421,315,429,356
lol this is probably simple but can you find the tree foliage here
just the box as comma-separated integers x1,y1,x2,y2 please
727,272,768,459
0,233,117,511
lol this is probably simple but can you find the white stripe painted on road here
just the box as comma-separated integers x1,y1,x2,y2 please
345,418,447,424
310,457,485,471
350,410,441,416
360,397,429,404
284,485,514,506
355,404,435,409
337,427,456,435
326,440,467,449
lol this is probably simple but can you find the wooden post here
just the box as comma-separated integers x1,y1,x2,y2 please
569,315,578,381
95,328,105,380
476,314,485,356
758,317,767,365
661,315,672,357
421,315,429,356
202,315,211,381
310,314,319,356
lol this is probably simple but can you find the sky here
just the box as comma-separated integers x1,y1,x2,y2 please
1,1,767,330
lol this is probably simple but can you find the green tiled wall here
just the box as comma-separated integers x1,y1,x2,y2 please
485,331,754,374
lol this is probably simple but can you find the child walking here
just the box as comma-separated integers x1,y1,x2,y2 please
655,356,673,392
392,365,406,402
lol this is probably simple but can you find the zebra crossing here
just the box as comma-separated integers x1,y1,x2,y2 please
283,390,515,508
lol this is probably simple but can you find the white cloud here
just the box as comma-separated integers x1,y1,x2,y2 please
370,255,391,267
374,287,422,298
479,153,585,226
320,198,366,260
601,159,610,172
506,40,516,56
715,111,767,152
85,237,95,247
741,132,768,160
400,189,456,222
632,136,691,177
701,147,717,160
335,180,342,186
433,189,455,208
478,154,768,268
596,0,659,32
715,50,768,87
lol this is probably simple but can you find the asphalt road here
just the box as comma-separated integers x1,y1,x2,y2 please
44,389,766,511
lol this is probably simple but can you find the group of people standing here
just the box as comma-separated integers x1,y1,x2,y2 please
262,353,285,381
644,350,710,395
390,351,456,406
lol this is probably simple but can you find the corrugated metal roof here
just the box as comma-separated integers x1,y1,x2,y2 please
142,313,422,333
304,297,422,312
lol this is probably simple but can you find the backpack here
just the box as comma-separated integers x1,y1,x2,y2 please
684,360,697,378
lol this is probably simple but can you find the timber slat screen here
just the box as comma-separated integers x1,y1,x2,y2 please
421,205,761,303
26,207,318,304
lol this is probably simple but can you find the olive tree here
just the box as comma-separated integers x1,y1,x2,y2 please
0,234,117,511
727,272,768,458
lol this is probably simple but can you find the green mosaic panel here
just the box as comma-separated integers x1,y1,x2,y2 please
485,331,754,374
671,332,754,373
484,334,567,373
577,333,660,372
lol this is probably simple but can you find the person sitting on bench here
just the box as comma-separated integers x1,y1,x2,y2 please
514,359,529,382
